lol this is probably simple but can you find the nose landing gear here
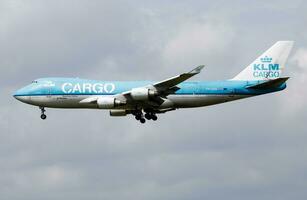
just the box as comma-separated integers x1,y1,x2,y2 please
40,107,47,120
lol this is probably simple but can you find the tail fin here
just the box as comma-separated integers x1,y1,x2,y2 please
232,41,294,81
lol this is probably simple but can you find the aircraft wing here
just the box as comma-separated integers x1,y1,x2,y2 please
80,65,205,108
120,65,205,106
153,65,205,90
121,65,205,96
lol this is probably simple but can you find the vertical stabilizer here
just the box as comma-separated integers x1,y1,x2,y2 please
232,41,294,81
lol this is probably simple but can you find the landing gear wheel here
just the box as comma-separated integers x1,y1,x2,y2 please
145,113,152,120
151,115,157,121
40,114,47,120
135,115,141,120
140,118,146,123
133,109,144,121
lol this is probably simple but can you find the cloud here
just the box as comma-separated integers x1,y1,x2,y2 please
163,21,235,69
1,1,307,200
279,48,307,115
0,0,143,84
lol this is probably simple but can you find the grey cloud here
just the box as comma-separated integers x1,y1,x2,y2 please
1,0,307,200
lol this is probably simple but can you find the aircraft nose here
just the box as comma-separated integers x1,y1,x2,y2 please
14,95,30,102
13,88,30,103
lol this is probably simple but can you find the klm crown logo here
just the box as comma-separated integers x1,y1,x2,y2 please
260,56,272,63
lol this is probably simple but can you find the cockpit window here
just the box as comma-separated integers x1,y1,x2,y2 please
31,80,38,83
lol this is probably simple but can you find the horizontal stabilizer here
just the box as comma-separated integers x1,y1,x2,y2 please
246,77,289,89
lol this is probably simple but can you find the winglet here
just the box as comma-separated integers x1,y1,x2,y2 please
188,65,205,74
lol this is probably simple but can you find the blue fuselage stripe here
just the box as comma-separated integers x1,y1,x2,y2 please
13,78,286,97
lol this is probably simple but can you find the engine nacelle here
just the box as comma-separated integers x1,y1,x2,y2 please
109,110,127,116
97,97,125,109
130,88,157,101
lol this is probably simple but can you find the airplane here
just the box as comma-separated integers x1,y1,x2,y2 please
13,41,294,123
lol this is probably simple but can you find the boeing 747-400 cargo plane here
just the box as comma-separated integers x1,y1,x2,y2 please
14,41,293,123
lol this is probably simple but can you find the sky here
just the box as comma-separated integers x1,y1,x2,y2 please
1,0,307,199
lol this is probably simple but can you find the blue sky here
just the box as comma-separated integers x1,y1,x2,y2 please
1,0,307,199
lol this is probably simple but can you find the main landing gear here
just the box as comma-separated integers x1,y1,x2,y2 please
133,110,158,124
144,112,157,121
39,107,47,120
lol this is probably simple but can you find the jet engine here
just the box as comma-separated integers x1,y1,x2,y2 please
97,97,125,109
130,88,158,101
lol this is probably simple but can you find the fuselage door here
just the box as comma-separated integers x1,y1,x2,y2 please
47,87,52,98
188,82,198,95
43,81,55,98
